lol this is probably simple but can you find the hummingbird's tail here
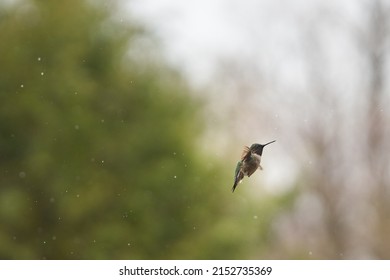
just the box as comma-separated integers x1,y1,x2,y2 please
232,172,244,192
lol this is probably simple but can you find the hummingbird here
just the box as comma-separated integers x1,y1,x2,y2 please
232,140,276,192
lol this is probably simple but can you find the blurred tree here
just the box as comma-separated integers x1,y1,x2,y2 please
0,0,269,259
206,0,390,259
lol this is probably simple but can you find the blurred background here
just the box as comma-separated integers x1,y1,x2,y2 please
0,0,389,259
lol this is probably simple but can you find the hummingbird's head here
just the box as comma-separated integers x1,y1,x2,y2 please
250,140,275,156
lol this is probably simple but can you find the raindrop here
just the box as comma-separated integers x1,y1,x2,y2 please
37,57,41,61
173,175,177,179
127,243,131,246
40,72,44,76
20,84,24,88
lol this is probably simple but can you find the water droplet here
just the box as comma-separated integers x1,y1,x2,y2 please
40,72,44,76
173,175,177,179
19,171,26,178
37,57,41,61
127,243,131,246
20,84,24,88
101,160,104,164
253,215,258,219
76,194,80,198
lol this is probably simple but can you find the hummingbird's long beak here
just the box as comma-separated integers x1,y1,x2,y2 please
263,140,276,147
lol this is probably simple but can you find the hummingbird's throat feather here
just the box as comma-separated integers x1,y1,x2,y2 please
252,153,261,162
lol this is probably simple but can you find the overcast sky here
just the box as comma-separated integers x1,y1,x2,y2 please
126,0,384,194
129,0,362,86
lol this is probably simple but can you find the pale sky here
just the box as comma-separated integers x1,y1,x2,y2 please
126,0,379,193
129,0,362,86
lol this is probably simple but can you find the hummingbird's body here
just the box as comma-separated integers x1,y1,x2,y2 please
232,140,275,192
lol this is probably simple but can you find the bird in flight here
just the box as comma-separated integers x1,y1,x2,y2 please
232,140,275,192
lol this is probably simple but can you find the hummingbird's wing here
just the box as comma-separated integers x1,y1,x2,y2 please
232,161,244,192
241,146,251,161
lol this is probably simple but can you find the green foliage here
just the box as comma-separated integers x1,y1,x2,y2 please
0,0,249,259
0,0,290,260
